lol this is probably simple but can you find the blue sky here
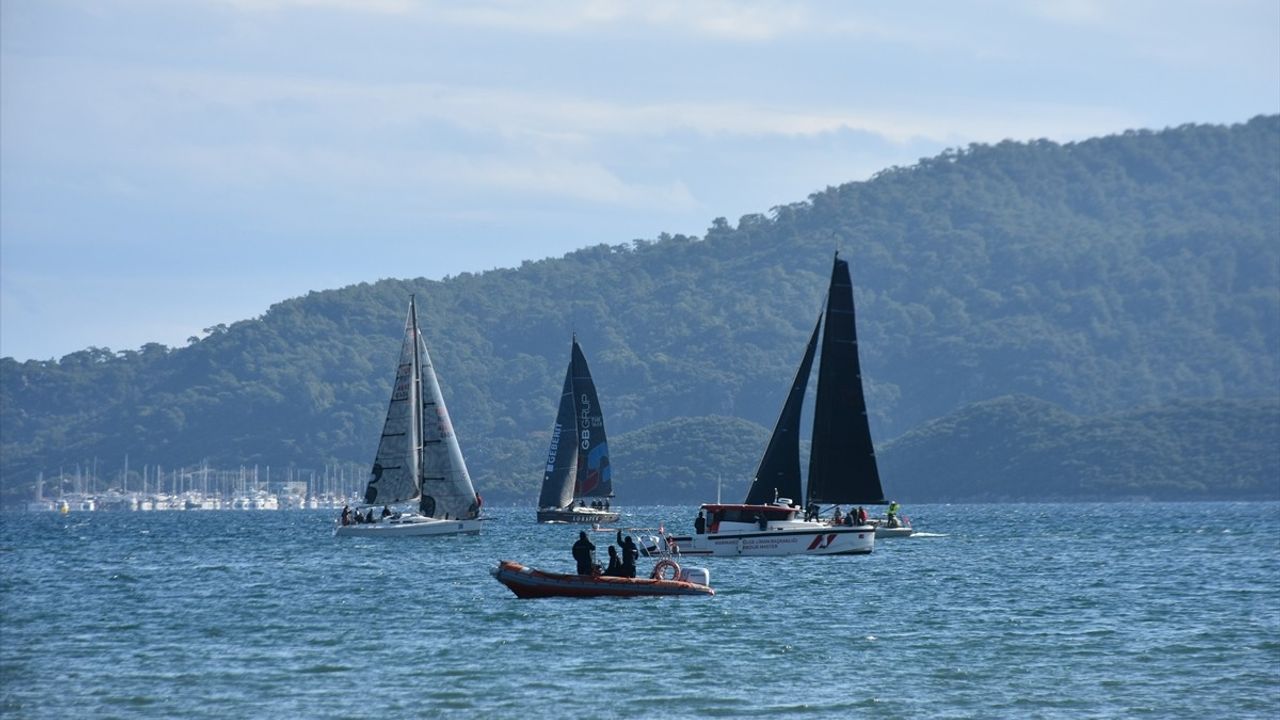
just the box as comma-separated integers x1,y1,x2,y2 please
2,0,1277,361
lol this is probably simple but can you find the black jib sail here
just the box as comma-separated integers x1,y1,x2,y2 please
743,314,822,506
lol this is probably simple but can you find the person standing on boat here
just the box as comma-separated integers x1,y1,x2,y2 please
340,505,351,526
857,506,868,525
887,501,900,528
694,510,706,535
603,546,622,576
572,531,596,575
616,530,638,578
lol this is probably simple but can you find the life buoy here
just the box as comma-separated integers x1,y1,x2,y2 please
650,559,681,581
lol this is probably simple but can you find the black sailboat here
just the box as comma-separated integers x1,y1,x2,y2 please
740,253,887,511
669,252,895,556
536,336,619,524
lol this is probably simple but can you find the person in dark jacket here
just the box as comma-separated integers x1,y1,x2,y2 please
694,510,706,535
572,531,596,575
616,530,638,578
603,546,622,576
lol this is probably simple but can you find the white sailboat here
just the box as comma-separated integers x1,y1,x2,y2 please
335,296,483,538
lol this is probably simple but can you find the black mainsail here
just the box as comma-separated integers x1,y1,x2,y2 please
806,254,885,506
743,314,822,506
538,337,613,508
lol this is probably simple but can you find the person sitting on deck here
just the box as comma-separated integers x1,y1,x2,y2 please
572,531,597,575
365,509,374,523
616,530,638,578
694,510,706,535
381,505,391,518
857,506,868,525
887,501,901,528
603,546,622,576
832,506,843,525
340,505,351,526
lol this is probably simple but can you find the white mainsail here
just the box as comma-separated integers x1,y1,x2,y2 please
417,331,480,519
363,301,423,506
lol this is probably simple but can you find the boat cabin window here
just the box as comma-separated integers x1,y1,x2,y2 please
713,507,794,524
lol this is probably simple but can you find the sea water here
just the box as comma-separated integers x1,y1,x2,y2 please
1,502,1276,719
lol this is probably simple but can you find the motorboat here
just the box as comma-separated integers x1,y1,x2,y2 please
667,501,874,556
491,560,713,599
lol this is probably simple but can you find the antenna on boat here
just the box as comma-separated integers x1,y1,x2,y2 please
716,474,721,504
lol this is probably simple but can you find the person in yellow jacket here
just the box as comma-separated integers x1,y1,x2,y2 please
887,500,901,528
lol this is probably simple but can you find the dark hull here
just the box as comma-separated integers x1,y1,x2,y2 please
491,561,714,599
536,508,619,524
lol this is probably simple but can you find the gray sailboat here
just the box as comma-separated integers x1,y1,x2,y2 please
335,296,484,537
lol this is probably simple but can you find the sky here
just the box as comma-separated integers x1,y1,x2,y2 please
2,0,1277,361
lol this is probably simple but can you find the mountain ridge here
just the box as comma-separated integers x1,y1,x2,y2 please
3,116,1277,505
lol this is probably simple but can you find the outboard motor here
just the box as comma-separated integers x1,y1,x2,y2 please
679,567,711,587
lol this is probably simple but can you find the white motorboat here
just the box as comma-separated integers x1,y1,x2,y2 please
668,501,874,556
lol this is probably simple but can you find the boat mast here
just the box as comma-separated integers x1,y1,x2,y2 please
411,295,425,501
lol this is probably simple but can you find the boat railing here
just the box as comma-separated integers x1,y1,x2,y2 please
623,526,682,559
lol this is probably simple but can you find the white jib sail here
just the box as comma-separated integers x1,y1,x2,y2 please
416,330,480,519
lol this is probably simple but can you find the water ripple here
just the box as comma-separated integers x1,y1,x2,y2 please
1,502,1277,719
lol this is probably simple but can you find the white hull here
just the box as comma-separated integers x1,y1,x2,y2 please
334,514,482,538
874,526,915,538
670,522,874,556
537,507,619,524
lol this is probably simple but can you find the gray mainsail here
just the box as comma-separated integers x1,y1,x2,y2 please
363,300,423,506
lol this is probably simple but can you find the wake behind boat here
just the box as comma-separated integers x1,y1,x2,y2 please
335,296,484,538
535,336,620,524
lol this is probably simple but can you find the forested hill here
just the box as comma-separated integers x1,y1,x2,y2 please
3,116,1277,505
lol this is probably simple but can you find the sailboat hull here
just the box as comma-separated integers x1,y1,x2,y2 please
536,507,620,524
491,561,714,599
669,524,875,556
334,515,482,537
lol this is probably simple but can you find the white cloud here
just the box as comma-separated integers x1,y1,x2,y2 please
217,0,415,14
213,0,815,40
